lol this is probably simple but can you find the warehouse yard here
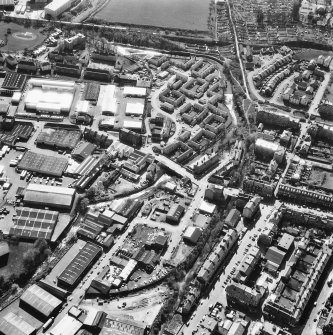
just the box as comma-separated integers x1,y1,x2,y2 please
82,286,169,327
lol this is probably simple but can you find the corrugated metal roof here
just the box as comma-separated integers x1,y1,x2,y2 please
21,284,62,317
24,184,75,208
0,312,35,335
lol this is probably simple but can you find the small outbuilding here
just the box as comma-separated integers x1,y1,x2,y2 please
183,227,202,244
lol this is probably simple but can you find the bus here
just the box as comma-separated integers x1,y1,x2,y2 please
42,317,54,332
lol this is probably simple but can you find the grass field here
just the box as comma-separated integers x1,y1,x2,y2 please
0,22,45,52
294,48,333,61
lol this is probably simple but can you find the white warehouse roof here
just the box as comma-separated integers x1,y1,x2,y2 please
125,101,144,115
29,78,75,89
25,87,74,113
49,315,82,335
255,138,280,152
75,100,90,114
45,0,73,16
199,200,216,214
123,86,146,97
123,119,142,130
100,85,117,114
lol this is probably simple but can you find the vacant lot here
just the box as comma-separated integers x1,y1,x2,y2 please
0,241,32,280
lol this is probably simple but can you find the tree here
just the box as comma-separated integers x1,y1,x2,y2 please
323,323,333,335
86,186,97,200
23,239,50,273
256,9,264,26
78,197,89,214
292,2,300,22
23,249,38,271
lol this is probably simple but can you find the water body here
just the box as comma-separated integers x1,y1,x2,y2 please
95,0,211,31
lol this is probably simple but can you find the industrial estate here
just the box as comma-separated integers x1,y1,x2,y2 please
1,1,333,335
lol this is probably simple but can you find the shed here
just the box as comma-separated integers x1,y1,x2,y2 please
199,200,216,215
278,233,294,252
183,226,201,244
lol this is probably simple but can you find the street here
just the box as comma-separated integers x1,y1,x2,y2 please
180,202,277,334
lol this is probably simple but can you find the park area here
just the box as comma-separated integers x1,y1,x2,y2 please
0,22,45,52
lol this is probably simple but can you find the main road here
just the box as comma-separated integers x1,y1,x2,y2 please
180,201,280,334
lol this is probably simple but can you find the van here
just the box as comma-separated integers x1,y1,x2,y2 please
9,160,18,167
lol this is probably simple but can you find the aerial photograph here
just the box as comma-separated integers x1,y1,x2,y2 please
1,0,333,335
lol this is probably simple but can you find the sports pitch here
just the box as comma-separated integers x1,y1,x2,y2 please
0,22,45,52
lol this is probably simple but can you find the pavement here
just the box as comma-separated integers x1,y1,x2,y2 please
302,261,333,335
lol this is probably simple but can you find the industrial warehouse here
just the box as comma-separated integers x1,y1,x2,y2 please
25,79,75,114
9,207,59,241
20,284,62,319
18,151,68,177
57,242,102,289
23,184,76,210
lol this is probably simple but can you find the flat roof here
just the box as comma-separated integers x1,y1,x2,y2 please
0,312,36,335
255,138,280,152
278,233,294,251
45,0,73,12
20,284,62,318
199,200,216,214
123,86,146,97
57,242,101,287
123,119,142,130
125,101,145,115
49,315,82,335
